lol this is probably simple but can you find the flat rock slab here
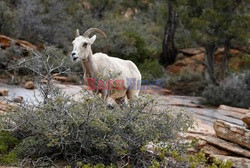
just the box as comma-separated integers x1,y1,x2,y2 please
179,47,205,55
0,90,9,96
0,101,18,114
187,133,250,158
140,85,172,95
210,155,250,168
189,118,215,134
168,103,204,108
202,144,231,156
218,105,250,114
214,120,250,150
0,101,9,111
0,35,38,50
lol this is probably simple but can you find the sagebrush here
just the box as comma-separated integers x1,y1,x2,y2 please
0,85,193,167
202,71,250,108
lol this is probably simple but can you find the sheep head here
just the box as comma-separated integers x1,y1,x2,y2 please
70,28,106,62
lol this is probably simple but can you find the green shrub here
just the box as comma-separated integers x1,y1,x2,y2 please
163,68,206,96
0,0,165,67
91,18,162,66
1,87,193,167
147,147,208,168
0,151,18,165
0,42,25,71
0,1,18,36
0,1,169,74
0,131,19,165
40,46,82,73
208,158,233,168
242,54,250,70
3,45,83,80
202,71,250,108
146,144,233,168
121,31,151,64
0,132,19,154
165,68,204,86
139,59,166,81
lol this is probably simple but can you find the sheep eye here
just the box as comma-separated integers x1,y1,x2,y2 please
83,43,88,47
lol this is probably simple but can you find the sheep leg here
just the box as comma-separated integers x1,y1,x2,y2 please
100,89,123,108
106,89,127,108
115,96,128,105
126,89,139,100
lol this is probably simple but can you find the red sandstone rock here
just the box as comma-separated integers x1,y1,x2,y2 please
24,81,35,90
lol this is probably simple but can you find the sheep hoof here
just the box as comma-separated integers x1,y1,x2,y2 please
107,103,115,110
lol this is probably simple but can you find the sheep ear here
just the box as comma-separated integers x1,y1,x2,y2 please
89,35,96,44
76,29,80,37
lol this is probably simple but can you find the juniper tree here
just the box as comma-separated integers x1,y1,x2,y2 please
181,0,250,84
159,0,178,66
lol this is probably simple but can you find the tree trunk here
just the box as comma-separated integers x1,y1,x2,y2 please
204,46,219,85
159,0,178,66
222,45,230,79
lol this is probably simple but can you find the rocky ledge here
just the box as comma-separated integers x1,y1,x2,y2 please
186,108,250,168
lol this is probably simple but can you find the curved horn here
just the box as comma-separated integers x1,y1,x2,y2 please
83,28,106,38
76,29,80,37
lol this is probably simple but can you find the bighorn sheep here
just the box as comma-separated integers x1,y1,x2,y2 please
70,28,141,104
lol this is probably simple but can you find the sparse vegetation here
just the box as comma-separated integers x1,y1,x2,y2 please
202,71,250,108
0,0,165,67
241,54,250,70
0,131,19,165
0,86,194,167
139,60,166,81
0,42,25,71
208,158,233,168
163,68,206,96
0,48,195,167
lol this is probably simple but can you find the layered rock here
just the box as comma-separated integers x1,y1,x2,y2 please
242,113,250,129
167,47,244,74
214,120,250,150
0,35,38,50
219,104,250,114
210,155,250,168
187,133,250,158
179,47,205,55
202,144,231,156
167,53,205,74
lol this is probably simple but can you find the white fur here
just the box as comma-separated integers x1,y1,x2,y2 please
71,34,141,102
